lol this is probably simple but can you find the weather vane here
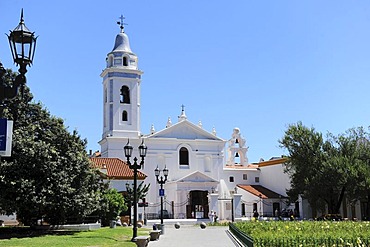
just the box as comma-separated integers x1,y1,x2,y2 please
117,14,127,32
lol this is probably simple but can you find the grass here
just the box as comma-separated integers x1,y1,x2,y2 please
0,226,150,247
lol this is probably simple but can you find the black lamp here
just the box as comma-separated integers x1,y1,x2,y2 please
0,9,37,104
124,139,147,241
8,9,37,74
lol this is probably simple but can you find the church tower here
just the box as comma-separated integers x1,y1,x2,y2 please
99,16,143,157
226,128,249,166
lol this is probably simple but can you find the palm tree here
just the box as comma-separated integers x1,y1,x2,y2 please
124,182,150,225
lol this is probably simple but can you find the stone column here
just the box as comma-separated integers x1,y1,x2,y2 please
209,193,219,213
233,194,242,219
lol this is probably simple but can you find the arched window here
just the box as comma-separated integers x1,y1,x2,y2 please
108,56,113,67
120,86,130,104
123,56,128,66
122,110,128,121
204,156,211,172
179,147,189,165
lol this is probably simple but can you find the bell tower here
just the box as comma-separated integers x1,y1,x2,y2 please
100,15,143,157
227,128,249,166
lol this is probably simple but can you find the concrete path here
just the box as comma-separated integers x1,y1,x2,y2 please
146,224,239,247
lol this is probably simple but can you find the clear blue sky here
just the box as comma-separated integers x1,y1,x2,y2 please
1,1,370,163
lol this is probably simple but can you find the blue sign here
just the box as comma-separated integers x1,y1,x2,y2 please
159,189,164,197
0,119,7,151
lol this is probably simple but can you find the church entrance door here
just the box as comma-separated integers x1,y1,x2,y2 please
186,190,209,219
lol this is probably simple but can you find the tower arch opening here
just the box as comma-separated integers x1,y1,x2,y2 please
122,110,128,121
120,86,130,104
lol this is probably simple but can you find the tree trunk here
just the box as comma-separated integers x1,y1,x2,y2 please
334,186,346,214
367,190,370,220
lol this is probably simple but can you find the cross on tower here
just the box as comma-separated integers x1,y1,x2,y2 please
117,14,127,32
181,104,185,112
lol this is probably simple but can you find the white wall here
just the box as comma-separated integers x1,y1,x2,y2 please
259,163,290,196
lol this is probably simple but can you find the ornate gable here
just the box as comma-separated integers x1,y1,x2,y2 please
176,171,218,183
147,120,224,141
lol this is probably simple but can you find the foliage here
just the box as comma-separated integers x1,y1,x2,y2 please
0,226,149,247
99,188,127,226
279,122,370,216
234,221,370,247
0,69,105,225
125,181,150,204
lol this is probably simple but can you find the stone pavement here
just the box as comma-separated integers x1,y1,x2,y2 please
146,224,240,247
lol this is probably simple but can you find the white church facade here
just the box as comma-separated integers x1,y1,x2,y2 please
95,19,301,222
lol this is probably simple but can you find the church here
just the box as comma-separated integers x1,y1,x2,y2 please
92,18,302,222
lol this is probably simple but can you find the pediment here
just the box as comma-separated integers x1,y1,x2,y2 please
176,171,218,183
148,120,224,141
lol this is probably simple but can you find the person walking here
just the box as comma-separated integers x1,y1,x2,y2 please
209,210,214,223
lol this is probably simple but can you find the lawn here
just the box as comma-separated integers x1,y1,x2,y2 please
0,226,150,247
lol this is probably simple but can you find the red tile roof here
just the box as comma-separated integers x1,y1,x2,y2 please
257,157,288,168
225,164,259,169
237,184,283,199
90,157,147,180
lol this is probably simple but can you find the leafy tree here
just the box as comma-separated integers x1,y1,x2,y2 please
0,69,104,225
339,127,370,219
279,122,355,215
98,188,127,226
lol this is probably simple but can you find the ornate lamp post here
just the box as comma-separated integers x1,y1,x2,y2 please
124,139,147,241
1,9,37,104
155,165,168,226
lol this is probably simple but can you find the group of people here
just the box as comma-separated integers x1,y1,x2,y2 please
208,210,218,223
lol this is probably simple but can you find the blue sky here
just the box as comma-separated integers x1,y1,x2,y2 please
1,1,370,163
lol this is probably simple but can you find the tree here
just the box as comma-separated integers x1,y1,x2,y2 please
339,127,370,219
124,182,150,224
125,181,150,204
0,69,105,225
98,188,127,226
279,122,356,216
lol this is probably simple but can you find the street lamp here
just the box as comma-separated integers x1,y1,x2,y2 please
0,9,37,104
124,139,147,242
155,165,168,226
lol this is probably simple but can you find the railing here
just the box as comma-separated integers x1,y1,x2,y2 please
145,213,173,220
229,223,253,247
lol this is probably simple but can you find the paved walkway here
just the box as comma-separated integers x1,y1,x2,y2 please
146,224,239,247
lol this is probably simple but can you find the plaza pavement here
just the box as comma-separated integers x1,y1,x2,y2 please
144,220,242,247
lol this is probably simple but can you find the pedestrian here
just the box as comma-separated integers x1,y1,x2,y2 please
209,210,214,223
214,211,218,223
253,210,259,220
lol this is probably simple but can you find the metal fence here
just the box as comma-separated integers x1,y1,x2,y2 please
229,223,253,247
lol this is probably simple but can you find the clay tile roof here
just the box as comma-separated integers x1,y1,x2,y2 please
225,164,259,169
257,157,288,168
90,157,147,180
237,184,283,199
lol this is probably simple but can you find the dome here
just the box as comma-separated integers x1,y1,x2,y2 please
112,32,132,53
